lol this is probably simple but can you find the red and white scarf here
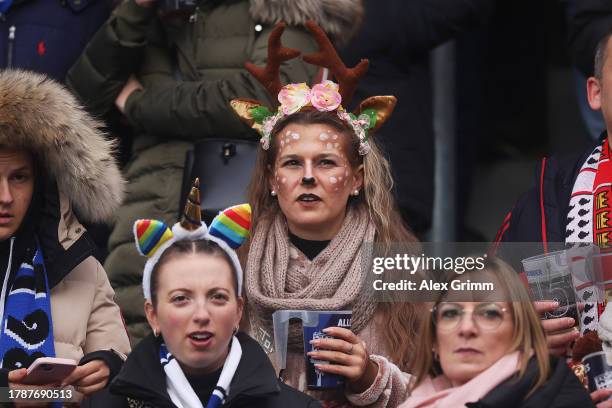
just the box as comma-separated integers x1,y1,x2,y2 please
567,139,611,332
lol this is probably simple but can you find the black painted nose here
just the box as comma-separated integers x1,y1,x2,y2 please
301,176,315,185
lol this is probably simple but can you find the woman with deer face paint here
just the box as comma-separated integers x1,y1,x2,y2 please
231,22,420,406
271,122,363,240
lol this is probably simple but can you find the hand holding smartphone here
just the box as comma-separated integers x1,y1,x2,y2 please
21,357,77,385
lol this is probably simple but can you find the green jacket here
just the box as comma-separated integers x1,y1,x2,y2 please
67,0,362,344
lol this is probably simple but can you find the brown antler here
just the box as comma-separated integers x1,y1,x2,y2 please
302,20,369,105
245,22,301,101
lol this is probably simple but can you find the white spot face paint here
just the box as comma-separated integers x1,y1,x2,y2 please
319,133,329,141
330,176,337,184
332,134,338,140
326,143,333,150
281,177,287,184
291,132,300,140
333,143,339,148
286,130,291,136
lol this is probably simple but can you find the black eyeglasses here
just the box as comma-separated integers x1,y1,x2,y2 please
431,303,508,332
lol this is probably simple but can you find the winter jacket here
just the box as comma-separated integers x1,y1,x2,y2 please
0,70,130,387
464,356,594,408
67,0,363,344
340,0,495,233
91,332,322,408
0,0,111,81
493,138,602,270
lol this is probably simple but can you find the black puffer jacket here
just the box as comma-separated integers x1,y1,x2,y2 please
92,332,321,408
467,356,594,408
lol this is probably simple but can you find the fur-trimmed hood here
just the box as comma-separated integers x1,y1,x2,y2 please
0,70,124,223
249,0,363,47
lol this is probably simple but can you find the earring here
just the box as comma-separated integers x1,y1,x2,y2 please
153,328,160,338
271,190,277,196
232,326,239,335
352,190,359,196
432,350,439,361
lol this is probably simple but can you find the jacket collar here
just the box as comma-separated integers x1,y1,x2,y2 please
36,181,96,289
111,332,280,406
467,356,570,408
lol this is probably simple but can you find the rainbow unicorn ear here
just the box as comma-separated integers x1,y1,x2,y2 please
209,204,252,249
134,219,174,257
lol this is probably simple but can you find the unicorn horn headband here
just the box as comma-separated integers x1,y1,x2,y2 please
134,178,251,299
230,21,397,155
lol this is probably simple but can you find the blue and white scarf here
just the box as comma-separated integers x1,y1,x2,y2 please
0,238,55,369
159,336,242,408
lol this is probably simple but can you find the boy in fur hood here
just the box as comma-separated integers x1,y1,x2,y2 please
0,70,131,396
67,0,364,344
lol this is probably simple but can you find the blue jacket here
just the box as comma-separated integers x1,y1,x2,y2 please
494,138,603,270
0,0,111,81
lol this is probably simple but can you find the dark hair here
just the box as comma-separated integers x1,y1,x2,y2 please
594,29,612,80
150,239,239,306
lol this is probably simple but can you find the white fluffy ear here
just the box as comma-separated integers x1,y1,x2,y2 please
133,219,174,257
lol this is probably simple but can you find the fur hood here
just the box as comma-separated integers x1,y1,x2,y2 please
249,0,363,47
0,70,124,223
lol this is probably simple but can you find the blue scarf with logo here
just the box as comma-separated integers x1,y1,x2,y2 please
0,239,55,369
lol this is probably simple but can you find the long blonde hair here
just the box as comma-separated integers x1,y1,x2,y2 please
410,257,550,398
244,109,422,369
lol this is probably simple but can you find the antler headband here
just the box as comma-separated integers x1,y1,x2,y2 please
230,21,397,155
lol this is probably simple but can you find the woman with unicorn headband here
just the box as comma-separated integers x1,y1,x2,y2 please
106,180,321,408
231,21,420,406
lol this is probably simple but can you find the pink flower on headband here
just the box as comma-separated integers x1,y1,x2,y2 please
310,80,342,111
278,83,311,115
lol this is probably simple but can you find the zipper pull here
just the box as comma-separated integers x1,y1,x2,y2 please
7,25,15,68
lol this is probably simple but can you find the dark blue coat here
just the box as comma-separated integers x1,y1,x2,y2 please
0,0,111,81
494,138,603,270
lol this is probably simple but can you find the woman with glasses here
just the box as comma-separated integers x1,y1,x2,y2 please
348,257,595,407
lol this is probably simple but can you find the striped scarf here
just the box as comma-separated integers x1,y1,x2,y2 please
159,336,242,408
566,139,610,333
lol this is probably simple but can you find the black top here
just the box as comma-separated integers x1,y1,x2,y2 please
289,232,330,260
186,367,222,406
99,332,322,408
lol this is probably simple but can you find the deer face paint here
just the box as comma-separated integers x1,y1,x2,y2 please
269,123,363,240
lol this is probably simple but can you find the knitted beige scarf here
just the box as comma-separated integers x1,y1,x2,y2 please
245,206,377,348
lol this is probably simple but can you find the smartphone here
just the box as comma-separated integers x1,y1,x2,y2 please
22,357,77,385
